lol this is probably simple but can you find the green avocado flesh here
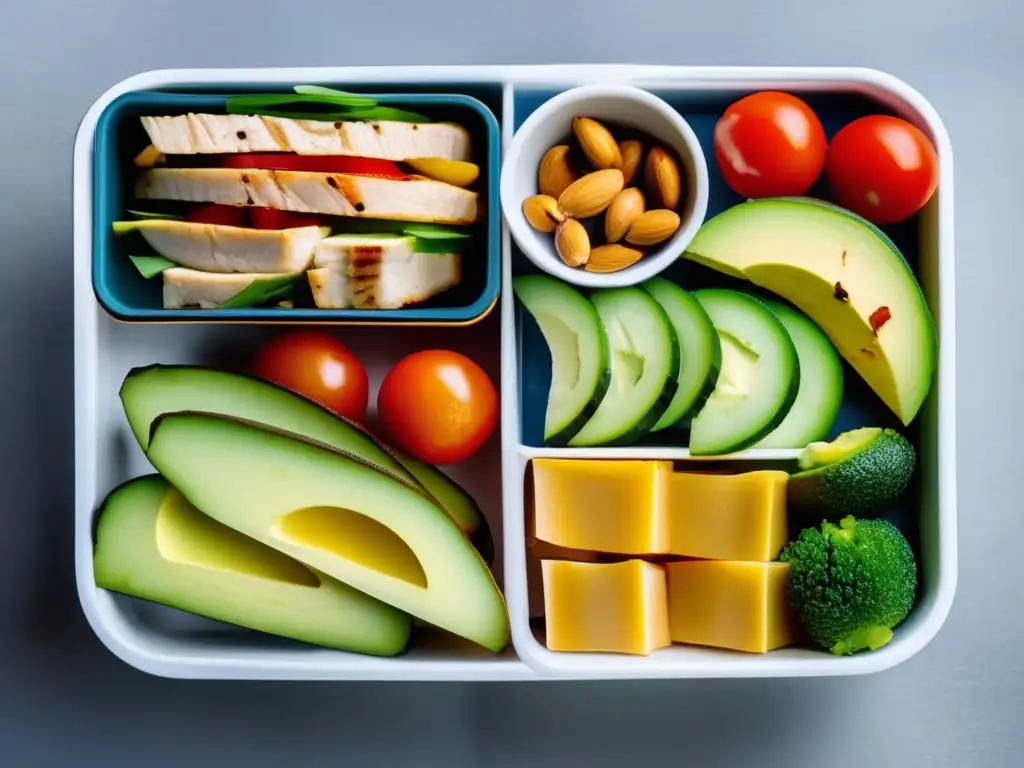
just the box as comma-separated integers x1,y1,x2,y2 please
788,427,917,519
144,411,511,653
119,365,492,560
683,197,937,426
93,474,412,655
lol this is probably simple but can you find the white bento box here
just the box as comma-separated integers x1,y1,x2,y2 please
74,65,957,681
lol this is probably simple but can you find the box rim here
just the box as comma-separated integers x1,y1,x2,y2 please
75,64,956,681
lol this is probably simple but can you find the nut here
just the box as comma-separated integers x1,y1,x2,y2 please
619,140,643,186
644,146,682,211
586,244,645,273
538,145,578,199
554,218,591,267
625,209,681,246
604,187,646,243
573,117,622,170
522,194,565,233
557,169,624,219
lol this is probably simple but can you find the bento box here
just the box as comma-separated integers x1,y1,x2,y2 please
74,65,957,681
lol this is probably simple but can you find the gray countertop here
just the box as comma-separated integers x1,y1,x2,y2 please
1,0,1021,765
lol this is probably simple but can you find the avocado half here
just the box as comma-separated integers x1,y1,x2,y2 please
94,474,412,655
119,364,494,565
683,197,937,426
144,411,511,653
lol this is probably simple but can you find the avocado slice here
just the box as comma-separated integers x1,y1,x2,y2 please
93,474,412,655
683,197,937,426
119,365,493,562
787,427,917,520
145,411,511,653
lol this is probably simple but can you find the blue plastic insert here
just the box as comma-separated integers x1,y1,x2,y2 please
92,87,501,324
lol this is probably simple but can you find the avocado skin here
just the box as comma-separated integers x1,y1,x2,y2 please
787,429,916,521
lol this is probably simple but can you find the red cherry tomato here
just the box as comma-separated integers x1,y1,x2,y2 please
826,115,939,225
376,350,498,465
713,91,827,198
186,203,248,227
249,207,322,230
251,331,369,422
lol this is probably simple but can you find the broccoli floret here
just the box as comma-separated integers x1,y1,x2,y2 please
779,515,918,655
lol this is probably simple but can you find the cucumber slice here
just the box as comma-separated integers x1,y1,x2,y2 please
640,277,721,431
569,287,679,447
689,289,799,455
753,300,844,449
513,275,610,445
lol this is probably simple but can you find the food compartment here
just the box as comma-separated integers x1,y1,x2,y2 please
511,86,931,454
502,78,952,677
92,84,502,324
77,313,529,679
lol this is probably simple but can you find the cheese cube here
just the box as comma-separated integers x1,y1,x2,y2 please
527,540,598,618
666,470,789,561
532,459,671,554
666,561,797,653
542,559,670,655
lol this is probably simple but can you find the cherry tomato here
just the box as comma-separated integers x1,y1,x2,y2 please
713,91,827,198
219,153,408,179
251,331,369,422
186,203,248,227
825,115,939,225
249,207,322,230
376,350,498,465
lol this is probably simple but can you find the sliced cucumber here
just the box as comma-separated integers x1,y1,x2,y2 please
753,300,844,449
689,289,799,455
513,275,610,446
640,277,721,431
569,287,679,447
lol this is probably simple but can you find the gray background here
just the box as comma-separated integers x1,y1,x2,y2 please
1,0,1020,765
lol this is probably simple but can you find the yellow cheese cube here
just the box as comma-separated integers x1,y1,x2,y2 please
666,470,789,561
532,459,671,554
666,561,798,653
542,559,670,655
527,540,598,618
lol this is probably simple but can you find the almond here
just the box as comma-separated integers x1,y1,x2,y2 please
619,140,643,186
625,209,681,246
522,194,565,233
604,187,645,243
585,244,645,273
573,116,622,171
644,146,682,211
538,145,578,199
557,169,624,219
554,219,591,267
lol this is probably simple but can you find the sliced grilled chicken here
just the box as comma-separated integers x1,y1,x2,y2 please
135,168,477,225
162,268,294,309
308,235,461,310
115,220,327,273
140,114,471,161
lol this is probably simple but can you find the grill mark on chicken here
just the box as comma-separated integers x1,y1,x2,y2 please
257,117,287,152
